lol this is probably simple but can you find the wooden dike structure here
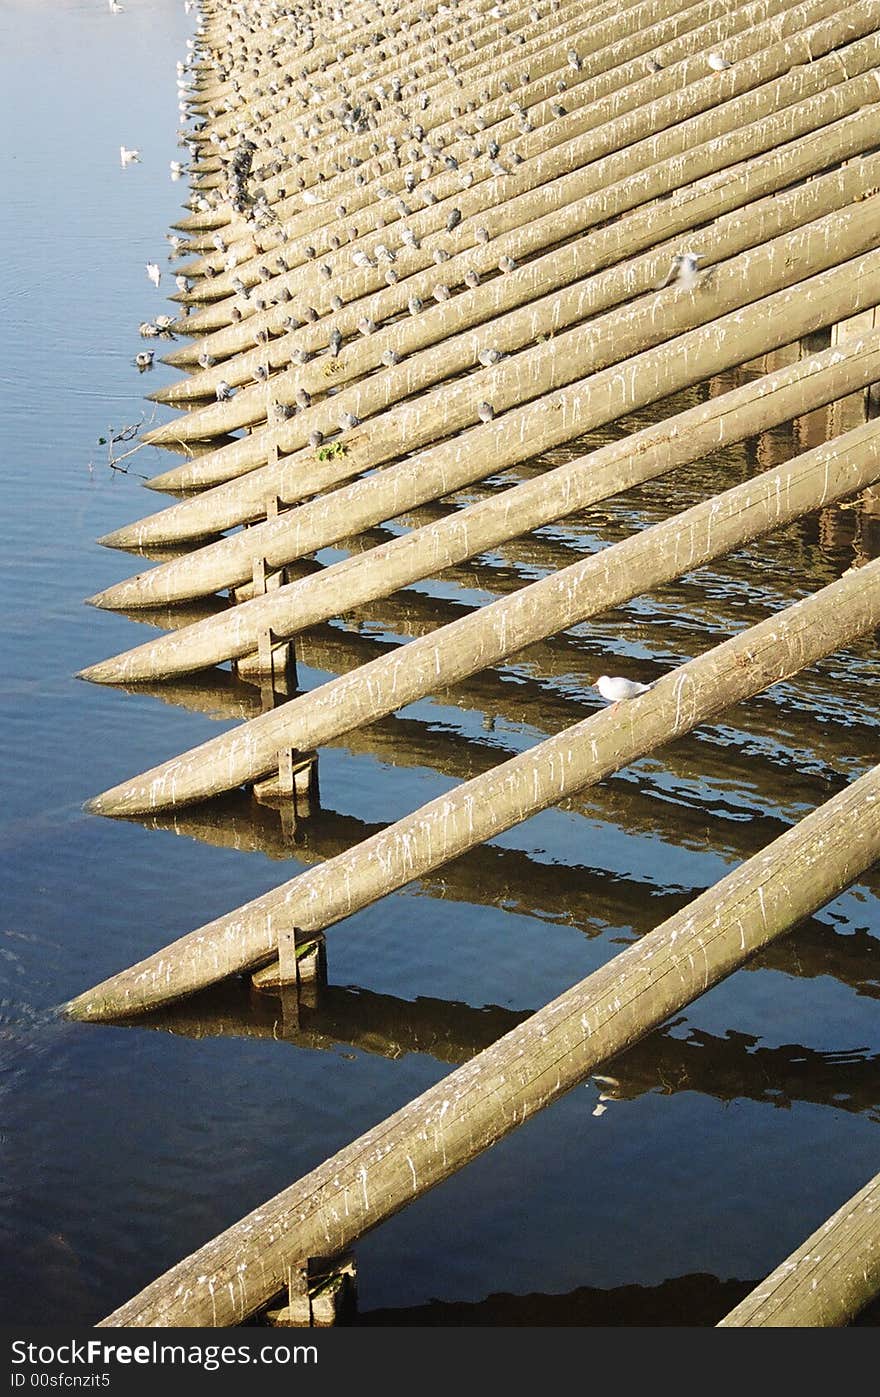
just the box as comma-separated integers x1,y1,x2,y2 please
69,0,880,1326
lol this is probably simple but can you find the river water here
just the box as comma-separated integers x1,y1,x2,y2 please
1,0,878,1328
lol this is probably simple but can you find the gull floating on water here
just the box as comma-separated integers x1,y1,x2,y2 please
134,351,154,370
120,146,140,166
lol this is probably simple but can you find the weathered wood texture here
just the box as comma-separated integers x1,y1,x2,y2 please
69,556,880,1015
147,144,880,450
164,39,880,363
171,0,863,273
718,1171,880,1326
79,336,880,689
92,765,880,1325
90,245,880,605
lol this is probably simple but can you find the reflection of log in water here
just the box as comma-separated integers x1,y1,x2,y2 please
119,979,880,1119
117,598,875,834
132,794,880,1000
358,1272,753,1327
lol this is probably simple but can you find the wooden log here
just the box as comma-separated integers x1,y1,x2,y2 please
717,1170,880,1326
68,556,880,1017
79,331,880,685
89,764,880,1325
164,38,880,363
82,417,880,810
158,120,880,435
89,240,880,604
171,0,861,321
146,142,880,456
178,0,809,258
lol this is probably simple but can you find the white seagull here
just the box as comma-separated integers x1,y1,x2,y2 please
145,262,161,288
708,51,731,70
120,145,140,166
657,251,704,291
594,675,653,709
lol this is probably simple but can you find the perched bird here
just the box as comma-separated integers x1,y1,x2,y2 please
145,262,161,287
475,226,490,244
120,145,140,165
464,270,481,289
273,400,295,423
175,274,191,293
295,387,312,409
308,429,324,448
215,379,234,401
498,255,516,273
382,348,401,367
328,327,343,356
478,347,505,366
198,350,216,368
646,54,664,72
408,295,423,315
301,188,325,205
433,248,451,264
657,250,704,290
478,401,495,422
134,350,154,369
352,248,376,269
433,283,451,301
446,208,462,232
594,675,653,708
708,51,731,70
253,365,269,382
139,321,159,337
154,314,174,331
338,410,360,430
358,317,377,336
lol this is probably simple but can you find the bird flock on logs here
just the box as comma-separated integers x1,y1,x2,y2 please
110,0,742,703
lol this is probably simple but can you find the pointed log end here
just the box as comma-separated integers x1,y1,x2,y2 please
144,466,197,492
77,660,116,684
84,587,119,609
164,346,203,368
96,524,141,550
62,992,98,1022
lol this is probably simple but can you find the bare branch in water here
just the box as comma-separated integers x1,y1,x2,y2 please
95,410,159,479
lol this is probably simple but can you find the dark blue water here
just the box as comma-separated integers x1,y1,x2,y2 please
1,0,878,1328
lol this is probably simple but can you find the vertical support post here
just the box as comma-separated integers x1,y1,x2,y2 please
795,328,833,449
284,1262,312,1326
828,309,880,517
